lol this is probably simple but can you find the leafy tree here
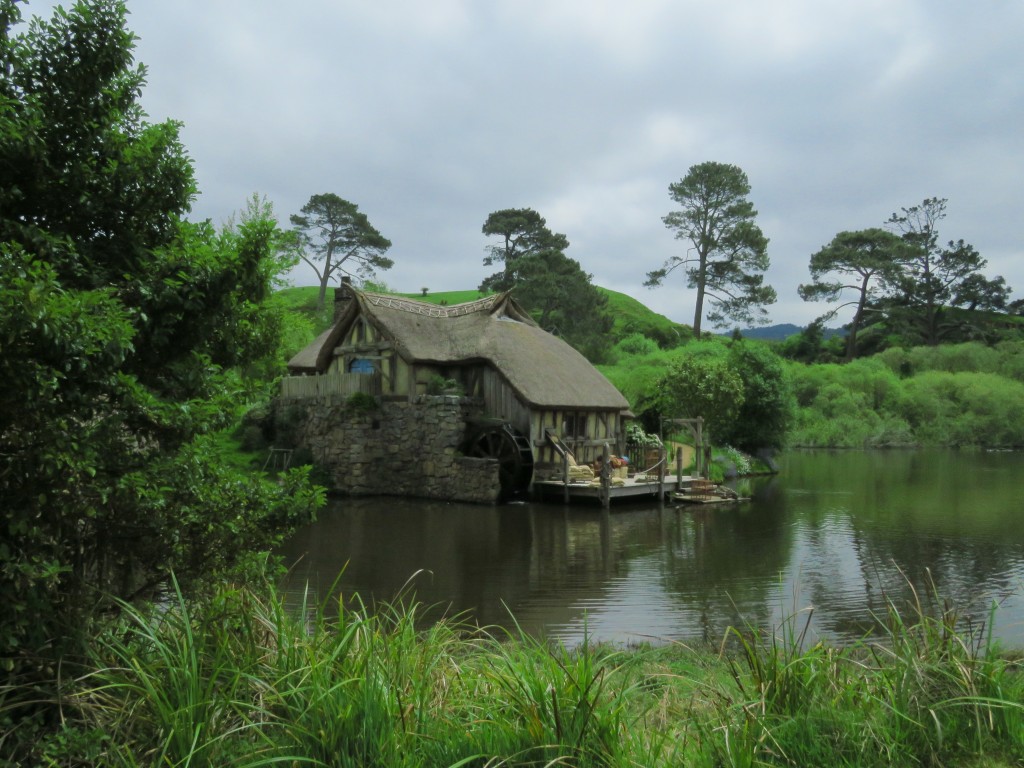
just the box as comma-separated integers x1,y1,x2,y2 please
479,208,612,361
290,193,393,310
0,0,322,736
513,250,613,361
652,341,792,453
720,341,794,453
646,162,776,336
885,198,1001,345
798,228,915,360
479,207,569,293
653,348,745,443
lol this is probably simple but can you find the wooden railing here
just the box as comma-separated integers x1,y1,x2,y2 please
279,371,381,399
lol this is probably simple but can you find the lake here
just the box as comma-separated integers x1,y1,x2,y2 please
278,449,1024,648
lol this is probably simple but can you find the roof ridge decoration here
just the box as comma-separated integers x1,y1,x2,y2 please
363,292,498,318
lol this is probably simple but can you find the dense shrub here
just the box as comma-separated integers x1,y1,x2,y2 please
894,371,1024,447
652,347,744,443
614,332,660,357
720,341,795,453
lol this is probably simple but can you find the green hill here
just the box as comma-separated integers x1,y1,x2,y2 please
276,285,691,349
597,287,691,347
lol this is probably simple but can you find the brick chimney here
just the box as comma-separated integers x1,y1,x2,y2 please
334,276,354,322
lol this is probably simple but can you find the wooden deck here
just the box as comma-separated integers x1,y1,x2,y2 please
531,474,692,505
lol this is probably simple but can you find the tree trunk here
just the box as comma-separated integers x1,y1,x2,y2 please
316,275,329,310
315,249,335,310
845,273,871,361
692,286,705,337
692,253,708,337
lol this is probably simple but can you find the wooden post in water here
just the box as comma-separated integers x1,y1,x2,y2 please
600,442,611,509
657,445,666,499
562,450,570,504
676,445,683,486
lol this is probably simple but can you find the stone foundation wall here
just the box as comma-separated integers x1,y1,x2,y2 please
281,395,501,504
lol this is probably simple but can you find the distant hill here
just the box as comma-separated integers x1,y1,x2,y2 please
728,324,847,341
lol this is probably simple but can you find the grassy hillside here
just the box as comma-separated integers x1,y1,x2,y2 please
598,287,691,346
277,284,690,349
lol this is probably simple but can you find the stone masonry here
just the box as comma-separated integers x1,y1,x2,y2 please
282,394,502,504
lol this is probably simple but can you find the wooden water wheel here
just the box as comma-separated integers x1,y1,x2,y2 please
464,422,534,496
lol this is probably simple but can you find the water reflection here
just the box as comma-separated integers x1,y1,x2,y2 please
278,450,1024,648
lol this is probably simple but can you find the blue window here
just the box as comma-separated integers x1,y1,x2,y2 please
349,358,375,374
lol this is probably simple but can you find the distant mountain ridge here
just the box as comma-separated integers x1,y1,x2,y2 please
729,324,847,341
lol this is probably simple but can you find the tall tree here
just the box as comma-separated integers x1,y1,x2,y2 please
0,0,321,738
646,162,776,336
479,208,612,360
513,250,614,362
885,197,995,345
798,228,915,360
290,193,393,309
479,208,569,293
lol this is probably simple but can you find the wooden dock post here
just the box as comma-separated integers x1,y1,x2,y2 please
561,451,570,504
657,445,665,499
600,443,611,509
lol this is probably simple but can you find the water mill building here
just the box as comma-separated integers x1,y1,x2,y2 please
278,281,642,503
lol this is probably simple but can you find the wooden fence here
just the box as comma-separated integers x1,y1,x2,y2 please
279,371,381,399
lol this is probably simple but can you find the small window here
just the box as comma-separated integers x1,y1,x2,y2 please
349,358,375,374
563,413,587,439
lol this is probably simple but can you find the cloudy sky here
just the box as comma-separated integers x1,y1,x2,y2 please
23,0,1024,328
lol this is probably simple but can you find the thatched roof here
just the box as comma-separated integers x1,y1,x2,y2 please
287,289,629,411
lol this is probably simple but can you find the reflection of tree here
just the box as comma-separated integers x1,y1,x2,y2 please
279,498,536,627
782,451,1024,642
278,451,1024,647
657,478,794,645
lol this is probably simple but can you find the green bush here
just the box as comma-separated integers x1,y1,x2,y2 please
719,341,795,453
894,371,1024,447
346,390,381,412
614,332,660,357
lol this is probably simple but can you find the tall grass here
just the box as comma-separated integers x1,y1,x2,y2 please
25,577,1024,767
704,577,1024,767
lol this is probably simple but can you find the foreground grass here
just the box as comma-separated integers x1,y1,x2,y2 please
12,581,1024,767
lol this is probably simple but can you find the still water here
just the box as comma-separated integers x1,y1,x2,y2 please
279,450,1024,647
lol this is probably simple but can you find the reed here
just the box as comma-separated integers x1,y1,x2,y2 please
27,576,1024,767
867,576,1024,764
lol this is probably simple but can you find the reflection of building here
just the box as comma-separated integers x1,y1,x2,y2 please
281,281,630,501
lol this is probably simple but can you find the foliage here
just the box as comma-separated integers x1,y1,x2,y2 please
480,207,614,362
653,346,745,443
16,578,1024,767
0,0,323,731
719,340,795,453
786,347,1024,448
598,346,680,431
479,207,570,293
289,192,393,309
799,228,917,360
625,421,662,449
424,375,461,396
632,340,793,453
883,197,1009,346
647,161,777,336
345,391,380,413
514,249,615,362
615,332,661,357
708,581,1024,768
776,317,846,364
